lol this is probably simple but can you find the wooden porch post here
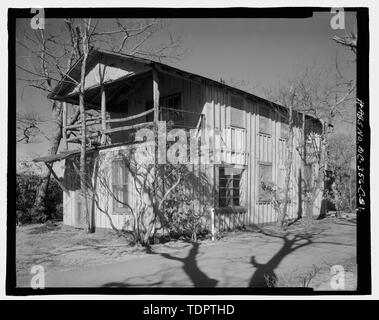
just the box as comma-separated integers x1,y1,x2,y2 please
101,85,107,145
152,69,160,123
62,101,68,150
302,112,306,161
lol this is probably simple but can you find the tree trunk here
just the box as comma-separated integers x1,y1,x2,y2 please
317,124,328,219
79,91,91,232
79,20,93,233
332,181,341,217
279,105,293,228
306,165,317,221
33,101,62,219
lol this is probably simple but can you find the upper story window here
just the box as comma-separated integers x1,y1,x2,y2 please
259,105,271,135
160,93,183,123
230,95,245,128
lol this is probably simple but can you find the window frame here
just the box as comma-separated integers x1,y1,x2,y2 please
217,165,246,209
111,158,130,213
257,161,273,203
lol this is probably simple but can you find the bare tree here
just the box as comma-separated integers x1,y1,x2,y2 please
16,18,185,225
264,59,356,227
333,29,357,54
16,111,46,143
69,144,210,246
266,86,297,227
327,132,356,214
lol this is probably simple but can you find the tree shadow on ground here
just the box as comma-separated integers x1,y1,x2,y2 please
101,266,169,287
248,229,315,287
160,242,218,287
101,242,218,288
102,280,163,288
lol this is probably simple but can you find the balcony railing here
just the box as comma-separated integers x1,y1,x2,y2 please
63,106,248,165
63,106,205,148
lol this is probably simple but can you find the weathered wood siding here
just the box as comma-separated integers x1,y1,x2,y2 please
199,80,320,230
62,69,321,231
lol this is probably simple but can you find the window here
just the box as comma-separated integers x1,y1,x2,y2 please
258,162,273,202
160,93,183,122
259,106,271,135
230,127,245,153
112,159,129,211
219,167,243,207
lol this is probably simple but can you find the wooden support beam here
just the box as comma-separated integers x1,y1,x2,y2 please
90,157,99,233
66,120,101,130
105,108,154,123
159,106,202,116
45,162,68,193
152,69,160,124
101,85,107,145
62,102,68,150
103,121,154,135
67,131,101,142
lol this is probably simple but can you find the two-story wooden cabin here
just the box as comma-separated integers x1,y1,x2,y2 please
35,49,323,234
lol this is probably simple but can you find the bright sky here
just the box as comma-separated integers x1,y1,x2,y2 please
16,12,357,169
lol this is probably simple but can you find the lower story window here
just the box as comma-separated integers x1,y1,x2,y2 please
218,167,244,207
258,162,273,202
112,159,129,210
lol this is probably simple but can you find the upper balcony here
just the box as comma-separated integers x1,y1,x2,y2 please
63,105,205,147
62,105,248,166
46,49,247,166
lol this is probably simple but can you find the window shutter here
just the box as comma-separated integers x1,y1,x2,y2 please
259,106,271,135
112,160,120,185
112,160,129,211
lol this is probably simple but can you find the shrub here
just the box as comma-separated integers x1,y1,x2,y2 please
16,173,63,225
163,189,209,241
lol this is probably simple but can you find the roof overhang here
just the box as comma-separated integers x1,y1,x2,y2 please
48,48,322,127
48,49,154,102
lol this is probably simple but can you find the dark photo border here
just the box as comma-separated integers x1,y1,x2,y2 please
7,6,370,296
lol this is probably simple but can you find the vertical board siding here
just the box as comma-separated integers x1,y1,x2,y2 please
62,72,321,232
206,83,250,232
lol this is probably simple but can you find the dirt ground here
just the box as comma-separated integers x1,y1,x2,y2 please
16,216,357,289
16,223,152,277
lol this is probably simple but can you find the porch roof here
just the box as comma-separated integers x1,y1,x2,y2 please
33,142,134,163
33,149,81,163
48,48,322,126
